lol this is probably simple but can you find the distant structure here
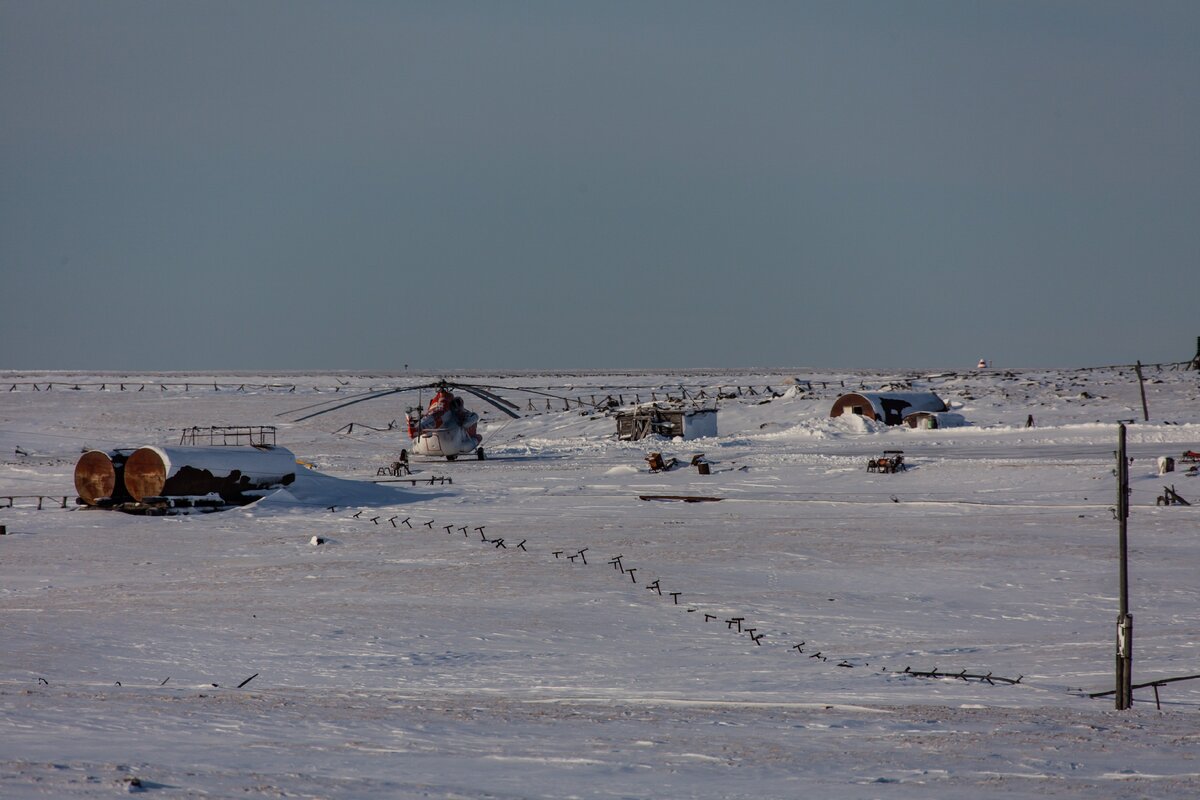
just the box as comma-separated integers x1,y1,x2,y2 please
977,358,989,369
902,411,967,429
1190,336,1200,371
615,403,717,441
830,392,948,426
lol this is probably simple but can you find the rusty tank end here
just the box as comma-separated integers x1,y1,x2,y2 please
123,447,171,502
74,450,135,506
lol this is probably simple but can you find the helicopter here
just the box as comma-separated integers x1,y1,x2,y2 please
279,381,525,461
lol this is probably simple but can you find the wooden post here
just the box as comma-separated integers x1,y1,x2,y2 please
1134,361,1149,421
1116,423,1133,710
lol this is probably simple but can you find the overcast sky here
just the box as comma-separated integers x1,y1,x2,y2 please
2,1,1197,371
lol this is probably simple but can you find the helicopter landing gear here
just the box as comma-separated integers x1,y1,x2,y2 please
476,447,486,461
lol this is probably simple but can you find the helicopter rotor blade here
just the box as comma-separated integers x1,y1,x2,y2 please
277,383,443,419
450,383,522,410
275,389,391,418
288,388,410,422
449,381,600,409
278,379,553,424
456,385,521,418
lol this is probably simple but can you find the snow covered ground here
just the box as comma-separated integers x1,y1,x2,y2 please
2,366,1199,798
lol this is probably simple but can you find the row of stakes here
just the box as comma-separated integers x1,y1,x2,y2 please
28,510,1022,691
331,506,1023,686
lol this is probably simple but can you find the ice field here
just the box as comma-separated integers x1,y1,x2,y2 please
2,366,1199,798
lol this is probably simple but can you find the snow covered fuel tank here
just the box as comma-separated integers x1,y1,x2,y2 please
121,445,297,503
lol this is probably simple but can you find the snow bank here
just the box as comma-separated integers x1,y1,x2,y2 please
247,468,444,511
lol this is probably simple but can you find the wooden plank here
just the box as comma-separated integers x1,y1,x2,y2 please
638,495,722,503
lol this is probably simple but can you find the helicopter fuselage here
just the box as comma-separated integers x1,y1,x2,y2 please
405,388,483,460
409,426,482,460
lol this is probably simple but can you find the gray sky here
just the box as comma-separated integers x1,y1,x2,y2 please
2,1,1197,371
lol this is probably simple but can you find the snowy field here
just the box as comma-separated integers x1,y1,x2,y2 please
2,366,1199,798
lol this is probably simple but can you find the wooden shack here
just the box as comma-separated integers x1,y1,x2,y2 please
616,404,717,441
829,391,947,426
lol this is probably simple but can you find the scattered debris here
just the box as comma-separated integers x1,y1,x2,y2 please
1156,485,1190,506
866,451,906,473
645,452,679,472
376,460,411,477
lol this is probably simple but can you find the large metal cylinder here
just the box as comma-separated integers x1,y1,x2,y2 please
74,449,136,506
122,445,297,503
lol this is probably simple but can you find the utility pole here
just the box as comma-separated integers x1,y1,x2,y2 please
1134,361,1149,422
1115,422,1133,710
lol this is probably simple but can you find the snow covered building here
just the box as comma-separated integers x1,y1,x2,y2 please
615,404,718,441
829,391,947,426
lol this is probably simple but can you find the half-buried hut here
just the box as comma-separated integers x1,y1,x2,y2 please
829,391,948,426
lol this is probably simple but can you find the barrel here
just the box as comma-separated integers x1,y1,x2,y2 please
122,445,297,503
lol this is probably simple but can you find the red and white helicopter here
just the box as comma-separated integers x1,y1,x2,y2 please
280,380,525,461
